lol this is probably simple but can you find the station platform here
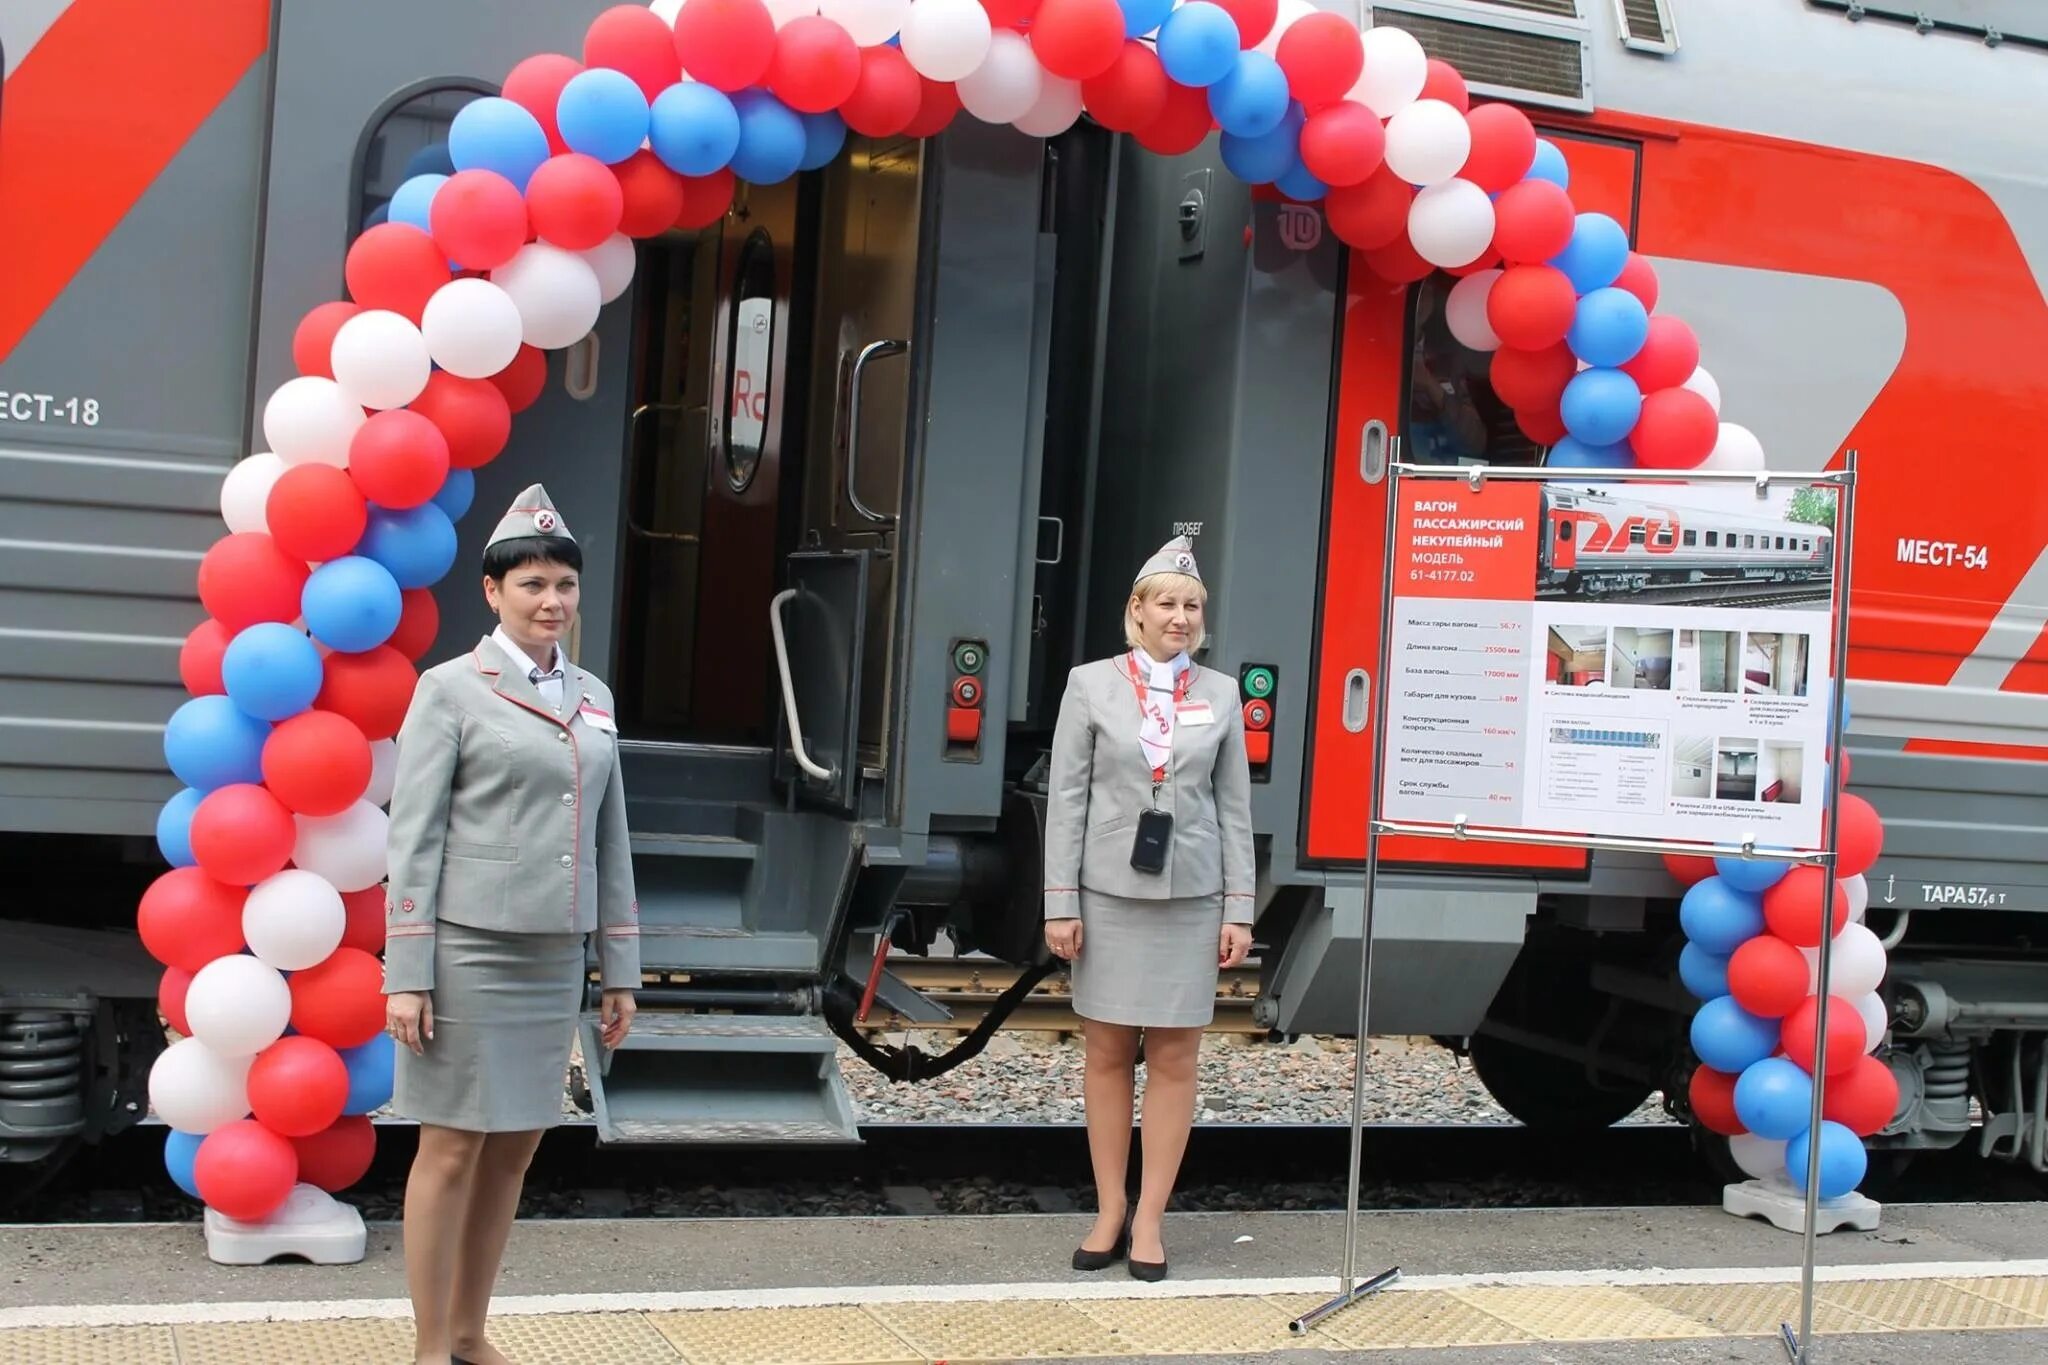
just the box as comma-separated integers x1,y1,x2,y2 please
5,1203,2048,1362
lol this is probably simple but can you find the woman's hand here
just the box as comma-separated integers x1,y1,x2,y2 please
1044,917,1083,962
387,992,432,1054
599,988,637,1049
1219,924,1252,969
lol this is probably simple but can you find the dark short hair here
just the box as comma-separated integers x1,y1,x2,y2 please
482,534,583,580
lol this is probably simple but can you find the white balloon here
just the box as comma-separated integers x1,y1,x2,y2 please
366,738,399,808
329,309,431,411
1445,270,1501,351
1853,990,1889,1052
1384,99,1471,187
1681,365,1722,414
821,0,909,46
1728,1132,1788,1182
1407,179,1495,268
148,1036,253,1134
957,29,1042,125
1255,0,1314,58
293,800,391,893
1014,74,1083,138
1353,25,1429,118
581,234,639,306
263,377,366,468
243,868,347,971
420,278,524,379
899,0,992,83
184,955,293,1057
1699,421,1764,473
491,243,604,350
220,453,288,534
650,0,684,20
1842,874,1869,923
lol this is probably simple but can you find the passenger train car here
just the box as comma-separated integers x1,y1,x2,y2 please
3,0,2046,1197
1538,487,1835,595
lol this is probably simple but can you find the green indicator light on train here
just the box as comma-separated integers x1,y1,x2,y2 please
1243,667,1275,698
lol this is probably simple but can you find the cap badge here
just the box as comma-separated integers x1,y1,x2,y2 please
534,509,558,533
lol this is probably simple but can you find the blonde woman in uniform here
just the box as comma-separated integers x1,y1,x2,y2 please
382,486,640,1365
1042,536,1256,1281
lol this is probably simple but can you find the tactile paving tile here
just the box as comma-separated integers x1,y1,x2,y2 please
1631,1282,1891,1336
172,1317,417,1363
1263,1290,1533,1350
1819,1278,2048,1332
1072,1294,1309,1353
865,1299,1127,1360
1447,1285,1720,1341
647,1305,921,1364
487,1311,686,1363
0,1326,179,1365
1946,1276,2048,1321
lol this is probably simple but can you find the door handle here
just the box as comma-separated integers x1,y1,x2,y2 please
846,339,908,524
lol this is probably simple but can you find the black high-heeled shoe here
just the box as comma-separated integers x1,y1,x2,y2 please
1127,1223,1168,1282
1071,1211,1131,1271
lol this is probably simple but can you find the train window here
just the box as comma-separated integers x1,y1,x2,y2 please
1654,527,1675,548
1743,534,1755,549
1707,532,1720,547
1405,277,1546,467
722,229,776,493
1630,526,1647,546
1556,520,1574,542
353,83,493,238
1683,529,1697,547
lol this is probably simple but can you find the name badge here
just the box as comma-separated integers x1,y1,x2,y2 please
1176,701,1215,727
579,704,618,733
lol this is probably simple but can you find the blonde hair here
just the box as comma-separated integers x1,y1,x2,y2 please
1124,572,1207,653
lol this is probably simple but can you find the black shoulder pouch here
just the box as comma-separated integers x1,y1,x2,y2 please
1129,808,1173,873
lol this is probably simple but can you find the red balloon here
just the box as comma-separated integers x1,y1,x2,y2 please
1662,852,1717,887
1080,42,1167,134
388,588,441,662
190,783,298,887
289,947,388,1049
340,887,388,956
194,1119,299,1222
1688,1064,1744,1136
1629,386,1718,469
349,410,452,510
409,372,511,470
1323,165,1412,250
1491,179,1574,264
1131,79,1211,157
672,0,776,92
267,464,368,563
344,224,451,323
526,153,625,251
1728,935,1812,1019
1836,794,1884,879
1514,400,1567,445
1276,14,1364,110
180,620,232,696
503,53,583,153
983,0,1042,23
1032,0,1125,81
1782,994,1866,1077
1299,100,1386,189
1612,253,1659,311
488,345,549,414
1449,245,1502,278
902,77,963,140
1419,58,1469,113
767,16,862,113
317,646,417,742
1764,867,1849,948
1362,233,1432,285
1212,0,1279,48
584,4,681,100
840,46,923,137
1620,315,1701,393
248,1035,351,1137
197,533,311,632
292,1115,377,1193
1824,1054,1900,1137
137,868,246,972
1461,103,1536,194
431,169,530,272
676,167,738,230
292,303,361,380
1486,264,1577,350
613,151,686,238
1488,342,1575,412
159,966,194,1036
263,710,373,816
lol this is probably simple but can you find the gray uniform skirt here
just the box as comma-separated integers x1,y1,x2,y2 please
392,920,584,1132
1069,889,1223,1028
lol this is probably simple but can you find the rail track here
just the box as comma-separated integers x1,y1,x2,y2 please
857,958,1265,1035
1541,578,1832,609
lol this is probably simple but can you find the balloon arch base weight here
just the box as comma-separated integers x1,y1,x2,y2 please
1722,1177,1881,1236
203,1183,367,1266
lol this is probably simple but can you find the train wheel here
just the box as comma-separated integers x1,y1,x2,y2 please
1468,935,1661,1132
1469,1031,1657,1131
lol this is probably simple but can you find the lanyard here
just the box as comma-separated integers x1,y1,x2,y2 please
1125,653,1192,787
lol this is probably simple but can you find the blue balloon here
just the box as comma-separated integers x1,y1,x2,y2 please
557,67,650,165
221,622,324,722
1526,137,1568,189
156,787,203,868
341,1033,396,1116
163,695,271,792
1551,212,1630,294
1121,0,1174,36
358,504,458,591
1679,876,1766,954
1691,996,1781,1074
1715,855,1791,895
728,90,806,186
403,141,457,180
649,82,742,177
1157,1,1241,88
1567,286,1649,368
362,201,391,231
1735,1057,1816,1141
303,556,405,653
798,111,846,173
432,467,477,522
1678,943,1730,1002
1274,159,1327,204
164,1129,204,1201
1786,1119,1867,1199
449,97,551,192
1546,436,1633,469
388,173,446,234
1209,50,1290,138
1559,367,1642,446
1219,102,1302,186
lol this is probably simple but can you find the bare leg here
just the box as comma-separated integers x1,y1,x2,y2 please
404,1125,486,1364
1080,1020,1140,1250
448,1128,546,1365
1132,1026,1202,1263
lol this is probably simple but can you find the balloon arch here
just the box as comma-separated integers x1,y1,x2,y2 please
139,1,1891,1222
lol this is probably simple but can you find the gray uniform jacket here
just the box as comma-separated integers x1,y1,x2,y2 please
1042,656,1256,925
382,636,641,994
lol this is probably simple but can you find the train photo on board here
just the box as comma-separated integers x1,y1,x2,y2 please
2,0,2047,1205
1538,486,1835,599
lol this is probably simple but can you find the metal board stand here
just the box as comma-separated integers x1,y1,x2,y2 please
1288,456,1859,1361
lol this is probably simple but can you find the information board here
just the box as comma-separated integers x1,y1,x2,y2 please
1382,476,1840,850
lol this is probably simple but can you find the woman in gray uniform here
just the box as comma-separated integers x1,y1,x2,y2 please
1042,536,1255,1281
382,485,640,1365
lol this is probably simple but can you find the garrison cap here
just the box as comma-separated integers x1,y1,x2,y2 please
487,484,573,547
1135,535,1200,585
